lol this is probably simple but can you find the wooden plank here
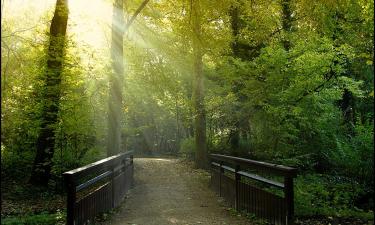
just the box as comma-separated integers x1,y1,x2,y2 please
64,151,133,181
211,154,297,177
238,171,284,189
76,171,112,192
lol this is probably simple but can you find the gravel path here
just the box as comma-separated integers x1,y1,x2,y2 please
107,158,254,225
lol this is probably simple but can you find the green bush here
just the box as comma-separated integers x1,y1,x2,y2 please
1,145,34,181
179,138,195,159
329,122,374,186
294,174,373,219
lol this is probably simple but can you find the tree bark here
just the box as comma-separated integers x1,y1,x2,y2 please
229,3,251,155
229,4,241,154
191,0,208,168
107,0,125,156
29,0,68,186
107,0,150,156
281,0,293,50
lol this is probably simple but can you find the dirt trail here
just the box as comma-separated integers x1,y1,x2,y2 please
107,158,253,225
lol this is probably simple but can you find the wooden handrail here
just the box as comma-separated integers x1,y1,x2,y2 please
63,151,134,225
210,154,297,225
64,151,133,182
211,154,297,177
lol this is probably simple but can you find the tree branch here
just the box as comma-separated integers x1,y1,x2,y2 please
124,0,150,33
294,64,335,103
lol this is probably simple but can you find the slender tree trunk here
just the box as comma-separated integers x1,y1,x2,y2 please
229,5,241,154
175,95,180,151
29,0,68,186
340,88,356,133
107,0,150,156
107,0,124,156
191,0,208,168
230,5,240,55
281,0,293,51
229,3,253,155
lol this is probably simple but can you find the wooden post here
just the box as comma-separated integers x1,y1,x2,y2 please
219,161,224,197
111,164,115,208
284,176,294,225
64,173,76,225
130,155,134,187
234,165,240,210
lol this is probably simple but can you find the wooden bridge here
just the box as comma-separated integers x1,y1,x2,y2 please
63,152,296,225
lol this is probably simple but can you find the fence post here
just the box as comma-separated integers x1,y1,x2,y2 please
64,173,76,225
284,176,294,225
111,163,115,208
234,165,240,210
130,154,134,187
219,161,224,197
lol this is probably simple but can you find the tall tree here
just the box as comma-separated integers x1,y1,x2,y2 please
191,0,208,168
281,0,293,50
107,0,150,156
107,0,125,156
29,0,68,186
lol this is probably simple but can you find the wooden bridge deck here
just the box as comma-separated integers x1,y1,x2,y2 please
106,158,254,225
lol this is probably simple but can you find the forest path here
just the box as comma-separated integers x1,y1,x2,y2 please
106,158,254,225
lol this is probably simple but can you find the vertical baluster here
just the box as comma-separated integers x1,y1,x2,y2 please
276,197,280,225
130,155,134,187
64,173,76,225
251,186,254,216
248,183,251,212
87,192,90,222
265,191,268,222
235,164,240,210
219,161,223,197
271,195,274,225
252,185,255,214
284,176,294,225
261,188,264,221
111,164,115,208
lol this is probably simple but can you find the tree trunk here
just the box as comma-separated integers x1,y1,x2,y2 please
229,3,251,155
340,88,356,134
281,0,293,50
191,0,208,168
29,0,68,186
175,96,180,151
107,0,124,156
229,4,241,154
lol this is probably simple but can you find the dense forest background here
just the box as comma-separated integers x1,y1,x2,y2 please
1,0,374,223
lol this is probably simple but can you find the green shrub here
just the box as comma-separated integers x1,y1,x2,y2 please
1,145,35,181
179,138,195,159
294,174,373,219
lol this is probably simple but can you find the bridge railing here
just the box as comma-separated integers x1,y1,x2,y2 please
63,151,134,225
210,154,297,225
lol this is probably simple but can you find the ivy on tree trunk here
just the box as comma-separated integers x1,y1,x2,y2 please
29,0,68,186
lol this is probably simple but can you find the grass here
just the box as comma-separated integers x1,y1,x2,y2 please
1,211,65,225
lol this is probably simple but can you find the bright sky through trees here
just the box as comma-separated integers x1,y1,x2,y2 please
3,0,115,56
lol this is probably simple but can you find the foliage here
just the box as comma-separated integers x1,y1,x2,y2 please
179,137,195,159
294,174,373,219
1,211,65,225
